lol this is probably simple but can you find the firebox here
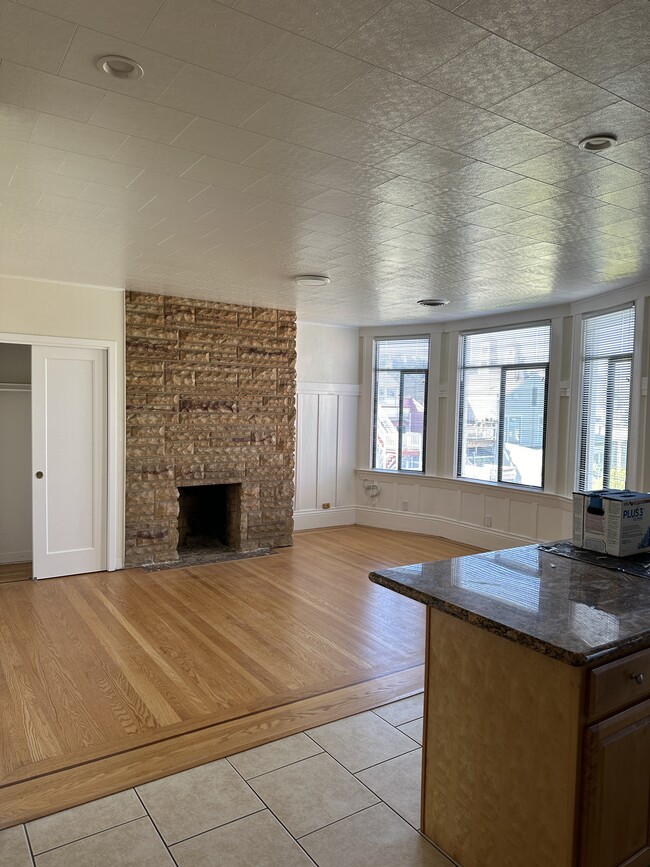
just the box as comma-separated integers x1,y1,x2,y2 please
177,483,242,554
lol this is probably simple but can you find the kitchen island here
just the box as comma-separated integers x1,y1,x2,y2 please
370,544,650,867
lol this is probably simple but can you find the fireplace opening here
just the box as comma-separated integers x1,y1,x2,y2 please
177,483,241,555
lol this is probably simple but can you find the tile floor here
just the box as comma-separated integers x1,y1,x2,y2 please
0,694,458,866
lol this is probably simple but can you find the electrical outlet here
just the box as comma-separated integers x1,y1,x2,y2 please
485,514,492,527
322,502,330,509
401,501,408,512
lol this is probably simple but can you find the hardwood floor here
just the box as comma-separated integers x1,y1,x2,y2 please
0,561,31,583
0,526,480,828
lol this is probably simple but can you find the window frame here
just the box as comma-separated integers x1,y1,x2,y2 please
455,322,551,490
372,336,430,474
576,303,635,492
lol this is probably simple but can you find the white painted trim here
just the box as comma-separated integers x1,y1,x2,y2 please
628,295,644,489
355,507,537,551
297,382,360,395
0,273,125,292
0,331,123,572
544,315,563,493
293,507,357,530
0,551,31,564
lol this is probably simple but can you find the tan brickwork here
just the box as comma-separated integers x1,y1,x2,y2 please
125,290,296,565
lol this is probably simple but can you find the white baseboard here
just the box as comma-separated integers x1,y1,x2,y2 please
0,550,31,564
294,507,357,531
355,507,536,550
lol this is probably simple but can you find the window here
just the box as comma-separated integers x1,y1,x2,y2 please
457,324,551,488
577,305,635,492
373,337,429,472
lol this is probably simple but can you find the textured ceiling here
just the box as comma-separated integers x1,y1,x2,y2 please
1,0,650,325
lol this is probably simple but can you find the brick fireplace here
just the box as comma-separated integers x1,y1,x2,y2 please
124,290,296,566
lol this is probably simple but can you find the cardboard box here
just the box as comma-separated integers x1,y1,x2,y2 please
573,489,650,556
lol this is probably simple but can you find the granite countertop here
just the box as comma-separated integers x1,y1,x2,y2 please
370,544,650,666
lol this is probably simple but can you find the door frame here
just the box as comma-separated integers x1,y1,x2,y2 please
0,331,123,572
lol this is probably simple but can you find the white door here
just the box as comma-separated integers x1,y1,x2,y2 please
32,346,107,579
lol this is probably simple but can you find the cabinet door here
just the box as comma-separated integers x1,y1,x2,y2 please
580,698,650,867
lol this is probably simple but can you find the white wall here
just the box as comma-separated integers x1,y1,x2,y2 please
294,323,360,530
0,275,125,568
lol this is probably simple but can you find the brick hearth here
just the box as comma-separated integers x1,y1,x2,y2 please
124,290,296,566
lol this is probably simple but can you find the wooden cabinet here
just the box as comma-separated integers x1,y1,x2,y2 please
421,608,650,867
580,699,650,867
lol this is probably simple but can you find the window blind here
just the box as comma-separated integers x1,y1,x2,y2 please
457,324,551,488
578,305,635,492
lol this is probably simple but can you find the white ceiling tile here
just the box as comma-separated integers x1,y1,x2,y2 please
481,178,561,207
238,31,371,105
322,69,446,130
300,213,361,235
127,169,208,203
110,137,201,176
58,152,142,187
377,143,474,183
510,145,606,182
18,0,164,41
421,35,558,107
601,62,650,112
435,163,524,194
457,124,564,168
316,122,416,165
537,0,650,82
172,116,270,162
558,162,647,196
157,65,272,128
0,185,41,207
241,95,352,150
371,176,440,206
600,216,647,239
242,139,338,181
550,101,650,146
235,0,389,46
182,156,267,191
88,92,194,144
243,174,328,205
398,98,509,148
453,0,622,51
140,0,283,77
491,72,618,131
30,114,127,159
457,203,525,228
598,184,650,211
58,27,184,101
0,62,105,121
35,193,103,219
185,187,266,217
310,160,396,196
523,192,608,218
596,136,650,173
0,102,39,141
395,213,461,236
413,191,492,218
354,201,420,227
10,166,88,196
0,138,68,173
303,189,369,216
78,182,154,210
0,1,75,74
338,0,488,79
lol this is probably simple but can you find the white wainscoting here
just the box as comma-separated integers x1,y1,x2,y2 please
354,471,573,549
294,382,359,531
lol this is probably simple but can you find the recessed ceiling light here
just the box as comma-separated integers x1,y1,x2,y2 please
97,55,144,80
578,134,617,151
294,275,330,287
418,298,449,307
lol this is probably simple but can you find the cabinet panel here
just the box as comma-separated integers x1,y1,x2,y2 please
588,648,650,721
580,698,650,867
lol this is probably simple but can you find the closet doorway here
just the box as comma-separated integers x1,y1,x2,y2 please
0,344,32,582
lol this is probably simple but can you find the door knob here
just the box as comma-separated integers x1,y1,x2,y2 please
632,673,645,685
35,471,44,479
